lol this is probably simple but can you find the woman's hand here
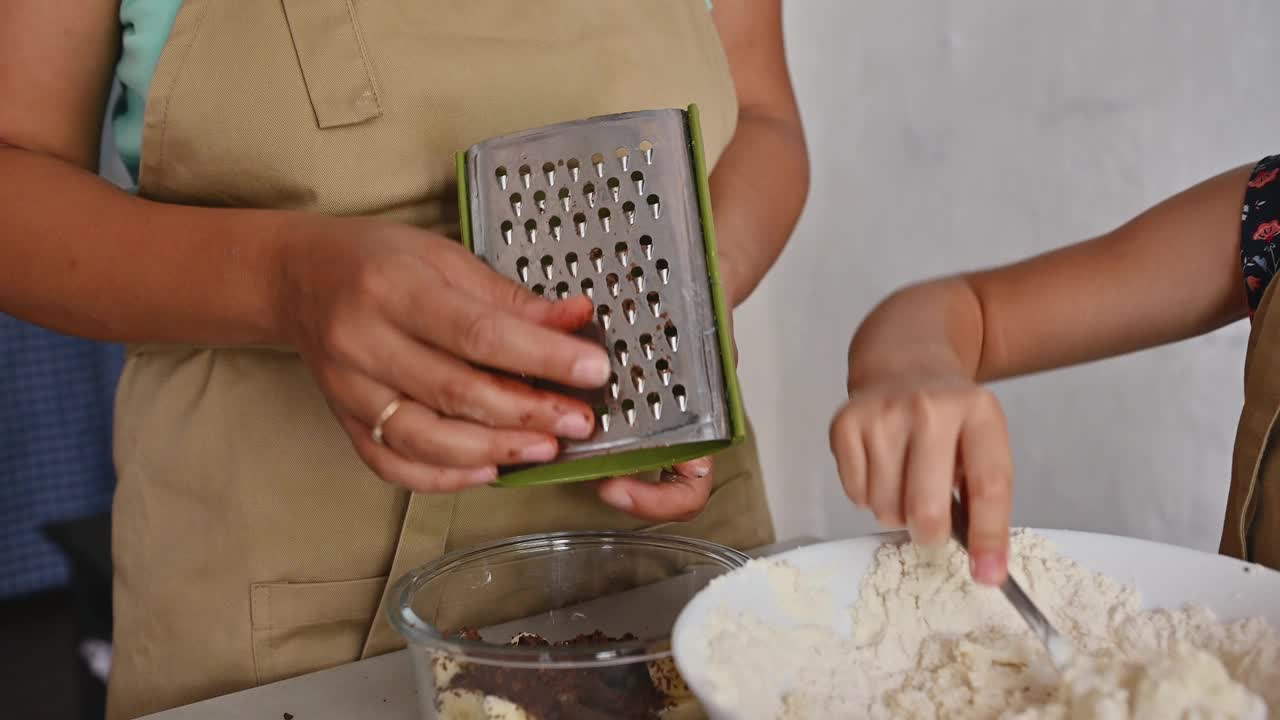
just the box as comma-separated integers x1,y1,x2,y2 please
595,458,715,522
274,214,613,493
828,374,1013,585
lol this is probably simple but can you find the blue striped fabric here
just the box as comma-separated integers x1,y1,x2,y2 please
0,314,123,599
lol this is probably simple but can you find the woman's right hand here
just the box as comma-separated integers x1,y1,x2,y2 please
828,373,1014,585
272,214,613,493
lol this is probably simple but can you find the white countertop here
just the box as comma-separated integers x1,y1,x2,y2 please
141,536,819,720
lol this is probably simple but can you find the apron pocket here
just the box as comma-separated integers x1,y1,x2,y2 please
280,0,382,128
250,575,387,685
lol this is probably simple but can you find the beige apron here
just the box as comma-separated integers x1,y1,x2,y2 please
1223,279,1280,569
107,2,775,718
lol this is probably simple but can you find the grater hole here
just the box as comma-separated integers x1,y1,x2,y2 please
495,166,509,189
615,147,630,172
564,251,579,277
673,384,688,412
583,183,597,208
542,162,556,185
591,152,605,177
606,272,621,298
598,207,612,232
608,373,620,399
548,215,563,241
621,398,637,425
532,283,545,297
646,193,661,219
510,192,523,216
614,240,629,266
621,298,637,324
518,164,532,188
540,254,554,280
597,304,612,330
525,218,538,244
567,158,581,180
515,256,530,282
533,190,547,213
656,358,672,386
622,200,636,224
607,176,621,202
639,140,654,164
574,212,588,237
646,291,661,316
664,322,679,352
639,234,653,258
631,171,645,196
647,391,662,419
557,187,571,211
614,339,629,366
555,281,570,300
656,258,671,284
589,247,604,272
639,333,654,359
500,220,514,245
629,266,645,293
631,366,646,392
595,405,611,432
581,278,594,298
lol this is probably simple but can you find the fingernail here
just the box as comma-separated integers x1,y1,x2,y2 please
520,441,558,463
600,485,634,511
467,466,498,485
571,353,611,386
686,458,711,478
554,413,594,439
972,551,1005,585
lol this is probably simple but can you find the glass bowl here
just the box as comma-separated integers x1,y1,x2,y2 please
386,531,749,719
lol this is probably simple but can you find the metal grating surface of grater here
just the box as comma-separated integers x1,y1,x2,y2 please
464,109,731,463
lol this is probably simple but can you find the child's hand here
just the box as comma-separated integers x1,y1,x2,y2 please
829,375,1013,585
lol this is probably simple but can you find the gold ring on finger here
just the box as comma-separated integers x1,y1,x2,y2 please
371,397,403,447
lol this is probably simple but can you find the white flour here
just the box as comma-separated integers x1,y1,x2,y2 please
702,531,1280,719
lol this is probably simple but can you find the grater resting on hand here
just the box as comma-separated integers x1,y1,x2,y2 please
457,106,745,487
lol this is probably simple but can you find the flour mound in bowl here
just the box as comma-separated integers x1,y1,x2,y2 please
702,530,1280,719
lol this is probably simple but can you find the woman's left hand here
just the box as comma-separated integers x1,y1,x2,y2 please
595,458,715,522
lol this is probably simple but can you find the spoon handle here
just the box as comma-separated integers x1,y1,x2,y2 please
949,493,1073,669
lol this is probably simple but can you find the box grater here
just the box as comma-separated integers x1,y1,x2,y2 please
457,105,745,487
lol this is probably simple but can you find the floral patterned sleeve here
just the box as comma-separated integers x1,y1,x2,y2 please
1242,156,1280,316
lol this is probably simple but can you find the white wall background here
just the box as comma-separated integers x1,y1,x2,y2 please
742,0,1278,551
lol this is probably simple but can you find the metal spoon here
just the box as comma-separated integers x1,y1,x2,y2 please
950,492,1075,670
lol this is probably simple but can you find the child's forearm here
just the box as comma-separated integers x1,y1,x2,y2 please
848,278,986,390
850,164,1255,389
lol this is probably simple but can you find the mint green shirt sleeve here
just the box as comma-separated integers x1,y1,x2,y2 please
112,0,183,185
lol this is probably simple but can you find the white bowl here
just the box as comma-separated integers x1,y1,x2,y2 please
672,529,1280,719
